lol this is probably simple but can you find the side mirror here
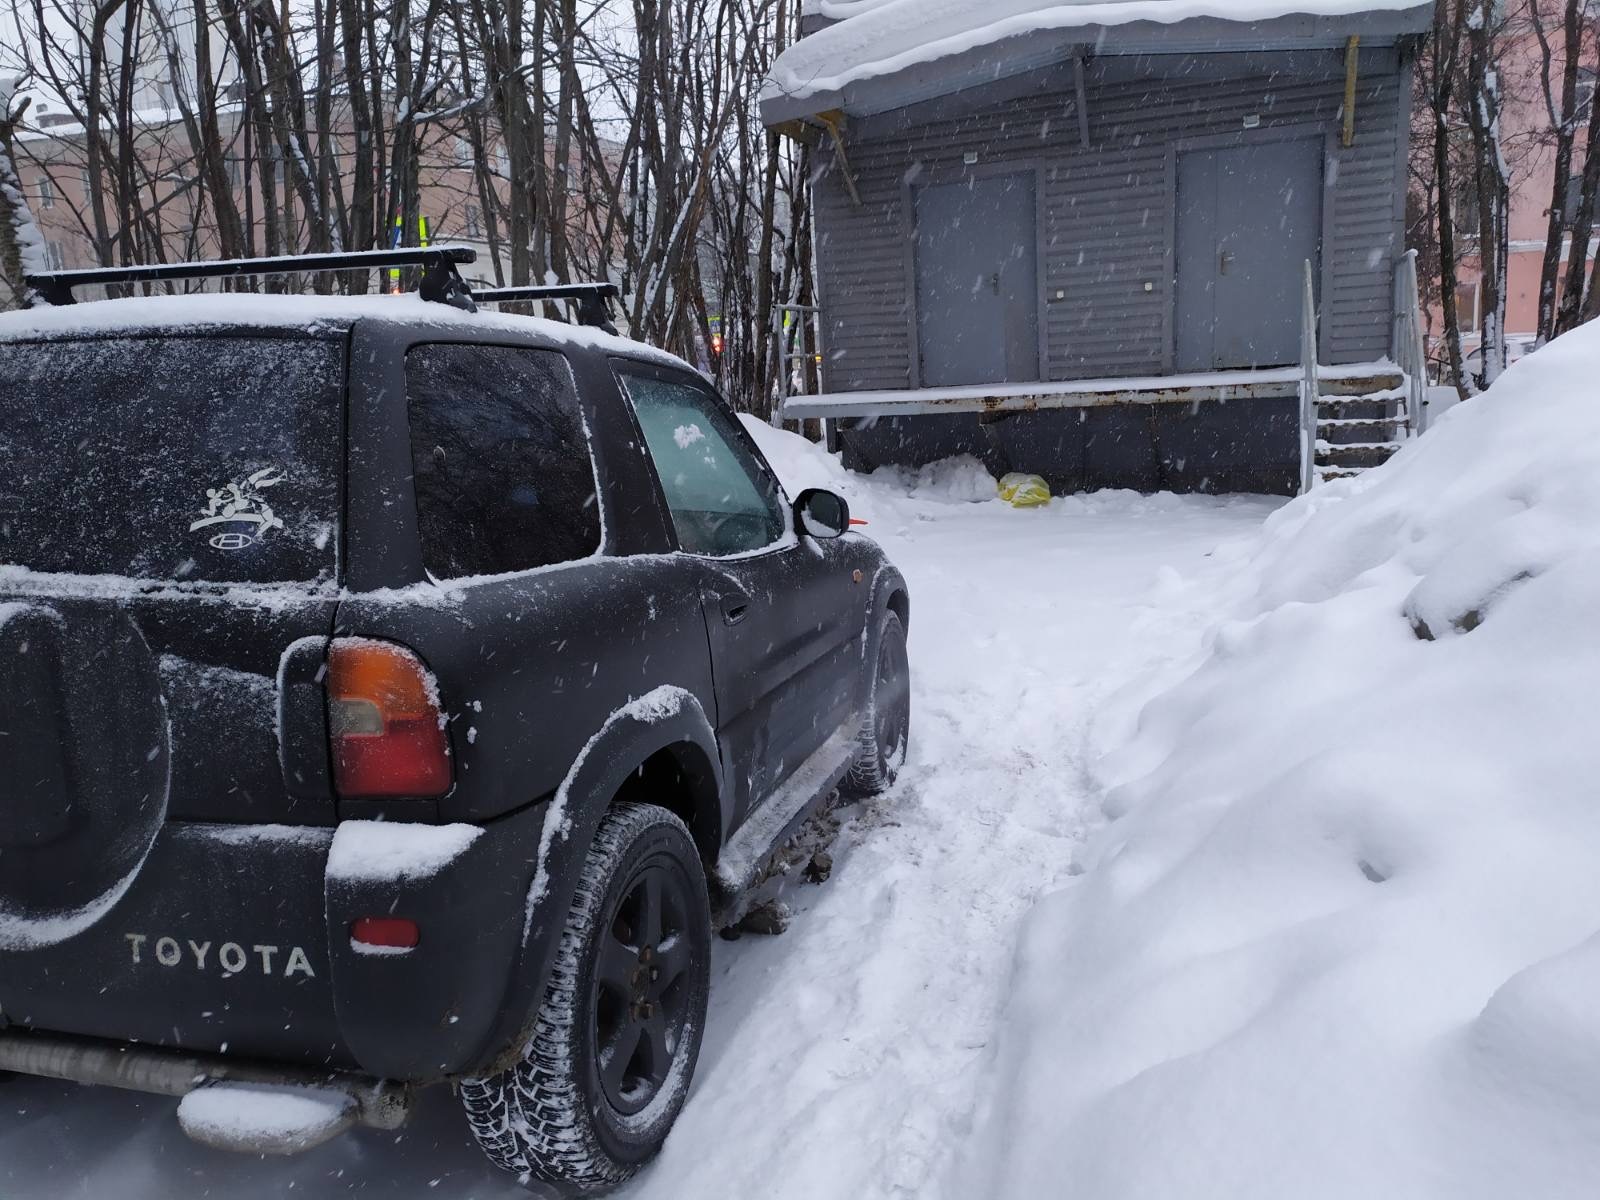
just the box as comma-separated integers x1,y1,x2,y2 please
794,488,850,540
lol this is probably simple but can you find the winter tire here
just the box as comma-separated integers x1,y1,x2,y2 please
842,609,910,798
461,802,711,1196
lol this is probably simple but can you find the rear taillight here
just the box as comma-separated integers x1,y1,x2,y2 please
327,639,452,799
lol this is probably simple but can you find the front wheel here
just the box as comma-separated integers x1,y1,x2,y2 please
842,609,910,798
461,803,711,1196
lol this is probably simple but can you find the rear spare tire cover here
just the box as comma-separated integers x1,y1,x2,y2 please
0,602,170,949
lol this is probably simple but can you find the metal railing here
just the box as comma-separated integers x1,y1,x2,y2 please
1299,259,1319,495
1392,249,1430,437
772,303,823,428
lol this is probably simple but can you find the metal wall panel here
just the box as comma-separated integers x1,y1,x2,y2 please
813,50,1405,393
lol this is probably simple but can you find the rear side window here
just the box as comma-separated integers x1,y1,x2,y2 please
0,335,342,584
406,344,601,580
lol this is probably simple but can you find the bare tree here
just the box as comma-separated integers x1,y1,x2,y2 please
1,77,48,307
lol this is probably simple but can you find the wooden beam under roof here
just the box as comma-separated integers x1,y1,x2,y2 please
816,109,863,207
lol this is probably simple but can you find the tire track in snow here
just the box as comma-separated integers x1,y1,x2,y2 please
1,487,1278,1199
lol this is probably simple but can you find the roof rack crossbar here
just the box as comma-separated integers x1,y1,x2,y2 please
25,245,479,312
472,283,621,332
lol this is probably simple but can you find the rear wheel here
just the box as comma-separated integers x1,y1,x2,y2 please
462,803,711,1196
842,609,910,798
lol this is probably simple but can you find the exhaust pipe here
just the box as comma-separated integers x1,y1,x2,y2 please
0,1030,412,1153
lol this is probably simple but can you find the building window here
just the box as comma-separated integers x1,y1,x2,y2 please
44,241,67,271
464,204,483,239
37,175,55,210
1455,281,1480,333
81,168,92,199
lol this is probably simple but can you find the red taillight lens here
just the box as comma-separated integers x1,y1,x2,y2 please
350,917,421,951
327,639,452,799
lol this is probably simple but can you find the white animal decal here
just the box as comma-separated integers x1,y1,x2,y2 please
190,468,286,550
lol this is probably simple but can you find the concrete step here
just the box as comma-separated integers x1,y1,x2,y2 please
1316,371,1406,397
1317,418,1403,444
1316,397,1401,421
1316,443,1402,470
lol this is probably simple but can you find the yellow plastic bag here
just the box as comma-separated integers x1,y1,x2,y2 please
998,472,1051,508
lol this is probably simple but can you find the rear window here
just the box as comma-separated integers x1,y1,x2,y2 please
0,336,342,584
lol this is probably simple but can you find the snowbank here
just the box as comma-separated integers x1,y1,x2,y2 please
770,0,1430,101
742,415,998,509
968,323,1600,1199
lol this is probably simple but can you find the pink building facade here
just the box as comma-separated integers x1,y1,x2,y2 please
1434,3,1597,372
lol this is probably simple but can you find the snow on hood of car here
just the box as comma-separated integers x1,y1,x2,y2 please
771,0,1431,101
0,292,691,371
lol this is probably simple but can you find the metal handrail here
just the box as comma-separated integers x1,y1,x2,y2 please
1392,250,1429,437
1299,259,1319,494
773,303,822,426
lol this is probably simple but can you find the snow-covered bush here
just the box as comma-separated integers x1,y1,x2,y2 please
968,322,1600,1200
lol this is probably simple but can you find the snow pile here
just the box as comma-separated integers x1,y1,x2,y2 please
870,455,997,503
968,323,1600,1199
770,0,1430,100
176,1083,355,1154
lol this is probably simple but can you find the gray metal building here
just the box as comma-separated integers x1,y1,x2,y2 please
763,1,1434,495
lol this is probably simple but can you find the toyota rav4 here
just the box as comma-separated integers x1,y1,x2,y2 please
0,247,911,1195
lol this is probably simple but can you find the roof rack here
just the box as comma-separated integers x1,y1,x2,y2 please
25,245,480,312
472,283,620,333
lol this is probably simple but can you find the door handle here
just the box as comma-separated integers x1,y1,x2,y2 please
722,599,750,626
1219,250,1234,275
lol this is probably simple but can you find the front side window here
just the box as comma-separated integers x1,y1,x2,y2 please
0,335,342,584
406,343,601,580
618,369,786,557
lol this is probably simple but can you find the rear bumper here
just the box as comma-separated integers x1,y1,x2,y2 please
0,802,549,1085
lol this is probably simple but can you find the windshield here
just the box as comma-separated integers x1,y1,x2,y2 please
0,335,343,585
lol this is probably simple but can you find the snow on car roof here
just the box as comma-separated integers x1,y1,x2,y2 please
772,0,1431,102
0,291,691,371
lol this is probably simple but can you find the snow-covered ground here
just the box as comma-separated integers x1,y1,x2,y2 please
963,322,1600,1200
1,431,1279,1197
21,318,1598,1199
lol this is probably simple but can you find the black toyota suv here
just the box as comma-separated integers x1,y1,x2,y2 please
0,247,910,1195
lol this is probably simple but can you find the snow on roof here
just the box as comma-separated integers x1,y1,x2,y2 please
0,291,690,370
771,0,1430,103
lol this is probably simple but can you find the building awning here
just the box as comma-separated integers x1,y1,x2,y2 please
763,0,1432,126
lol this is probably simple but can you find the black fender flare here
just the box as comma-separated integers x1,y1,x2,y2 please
469,685,724,1077
855,560,910,704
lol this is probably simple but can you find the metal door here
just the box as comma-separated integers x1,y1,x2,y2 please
913,173,1040,387
1175,138,1324,371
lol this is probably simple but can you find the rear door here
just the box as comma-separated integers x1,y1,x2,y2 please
613,363,863,829
0,331,345,1054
